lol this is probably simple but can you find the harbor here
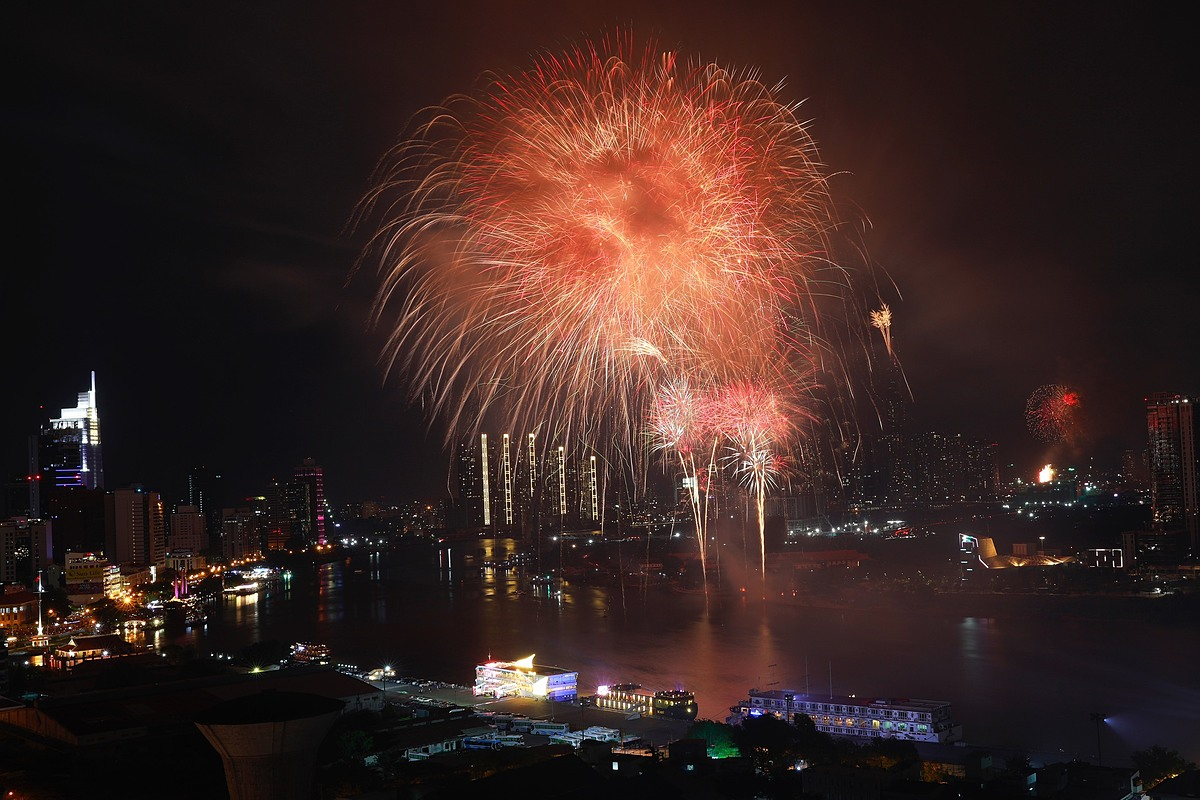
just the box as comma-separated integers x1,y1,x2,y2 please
366,677,694,749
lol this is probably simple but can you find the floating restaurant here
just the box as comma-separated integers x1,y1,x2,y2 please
729,688,962,744
472,655,578,702
592,683,698,720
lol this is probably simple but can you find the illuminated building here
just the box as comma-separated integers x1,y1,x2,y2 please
0,517,52,585
481,434,492,526
52,633,137,670
593,683,697,720
587,455,599,521
557,445,567,517
958,533,981,584
220,507,259,561
1146,393,1198,551
292,458,328,546
106,486,165,567
0,590,38,628
37,371,104,497
64,551,107,603
502,434,514,526
454,437,485,528
729,689,962,744
473,654,577,702
169,504,208,553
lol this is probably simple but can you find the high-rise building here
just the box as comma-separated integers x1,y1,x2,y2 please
186,465,225,546
292,458,327,546
106,486,166,567
0,517,53,586
38,372,104,504
1146,393,1198,551
454,438,485,529
220,508,259,561
258,484,295,551
169,504,208,554
47,488,107,554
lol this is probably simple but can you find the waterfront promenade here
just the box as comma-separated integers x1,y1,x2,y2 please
372,679,693,747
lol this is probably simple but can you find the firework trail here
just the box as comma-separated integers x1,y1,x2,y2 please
711,381,806,594
357,32,878,595
649,379,719,597
1025,384,1081,443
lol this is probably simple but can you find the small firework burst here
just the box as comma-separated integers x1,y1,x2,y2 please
1025,384,1081,443
870,303,893,357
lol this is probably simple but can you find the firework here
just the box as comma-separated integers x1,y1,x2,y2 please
710,380,804,592
649,379,719,591
358,33,869,600
360,32,835,454
870,304,894,357
1025,384,1081,443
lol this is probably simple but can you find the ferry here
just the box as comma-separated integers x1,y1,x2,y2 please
728,688,962,744
589,683,698,720
290,641,332,665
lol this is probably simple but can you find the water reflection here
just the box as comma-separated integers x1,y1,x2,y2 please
158,545,1199,767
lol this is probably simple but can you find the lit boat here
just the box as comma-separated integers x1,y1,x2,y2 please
290,642,331,665
592,683,698,720
728,688,962,743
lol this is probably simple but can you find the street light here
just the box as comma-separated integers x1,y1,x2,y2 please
1090,712,1105,766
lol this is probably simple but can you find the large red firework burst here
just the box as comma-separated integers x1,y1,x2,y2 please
1025,384,1082,443
360,32,836,455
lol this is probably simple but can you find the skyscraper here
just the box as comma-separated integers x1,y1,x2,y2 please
0,517,52,586
39,371,104,496
168,504,208,554
292,458,327,546
1146,393,1198,551
106,485,166,567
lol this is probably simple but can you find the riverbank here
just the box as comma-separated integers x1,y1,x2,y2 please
371,679,692,747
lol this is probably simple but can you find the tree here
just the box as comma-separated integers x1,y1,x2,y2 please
732,715,802,777
1131,745,1196,789
687,719,741,759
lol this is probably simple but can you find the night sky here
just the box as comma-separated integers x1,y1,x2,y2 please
6,1,1197,508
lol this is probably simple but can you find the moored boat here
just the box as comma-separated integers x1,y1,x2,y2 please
589,683,698,720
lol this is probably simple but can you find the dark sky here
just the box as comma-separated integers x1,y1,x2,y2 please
6,1,1197,508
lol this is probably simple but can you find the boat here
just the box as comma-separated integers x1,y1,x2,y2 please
290,642,331,665
590,683,698,720
728,688,962,744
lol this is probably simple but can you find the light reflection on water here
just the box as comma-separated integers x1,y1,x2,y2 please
165,542,1200,767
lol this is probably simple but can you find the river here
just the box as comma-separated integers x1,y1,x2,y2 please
156,537,1200,769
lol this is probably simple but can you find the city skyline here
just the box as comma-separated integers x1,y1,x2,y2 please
6,2,1197,505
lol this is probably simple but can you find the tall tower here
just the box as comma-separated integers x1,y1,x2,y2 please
502,434,514,527
38,372,104,505
1146,393,1198,551
293,458,327,546
106,485,166,567
480,434,492,528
